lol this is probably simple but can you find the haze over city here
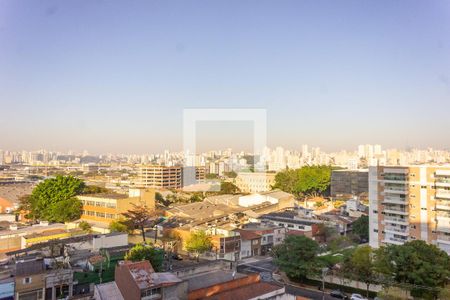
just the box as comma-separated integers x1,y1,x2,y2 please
1,1,450,153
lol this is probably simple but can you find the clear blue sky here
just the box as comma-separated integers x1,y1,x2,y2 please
1,0,449,154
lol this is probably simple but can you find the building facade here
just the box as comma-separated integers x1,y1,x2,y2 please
79,188,155,224
235,172,276,193
137,165,183,189
369,165,450,254
330,169,368,198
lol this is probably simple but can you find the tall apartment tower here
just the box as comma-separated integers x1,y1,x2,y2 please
369,165,450,254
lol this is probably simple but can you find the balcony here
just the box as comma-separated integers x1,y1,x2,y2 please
436,190,450,199
383,216,409,225
383,237,407,245
436,234,450,245
384,226,409,236
436,201,450,211
383,174,408,183
382,196,407,205
435,178,450,188
383,185,409,195
383,207,408,216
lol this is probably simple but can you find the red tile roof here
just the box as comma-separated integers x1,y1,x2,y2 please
201,282,282,300
233,229,261,240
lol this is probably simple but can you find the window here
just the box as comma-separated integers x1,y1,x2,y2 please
141,287,161,298
23,277,32,284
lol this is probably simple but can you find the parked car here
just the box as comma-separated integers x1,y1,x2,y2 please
330,290,349,299
172,253,183,260
351,294,368,300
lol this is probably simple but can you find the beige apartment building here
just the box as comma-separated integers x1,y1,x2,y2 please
137,165,183,189
369,165,450,254
136,165,206,189
235,172,276,193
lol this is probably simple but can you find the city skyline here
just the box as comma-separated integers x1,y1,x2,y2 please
1,1,450,153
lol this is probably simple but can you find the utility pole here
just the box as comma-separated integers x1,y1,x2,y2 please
321,267,328,300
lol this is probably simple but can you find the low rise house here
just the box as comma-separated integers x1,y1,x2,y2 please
240,224,286,255
94,260,187,300
234,229,261,258
45,267,75,300
0,275,14,300
15,258,46,300
0,223,67,254
259,211,322,237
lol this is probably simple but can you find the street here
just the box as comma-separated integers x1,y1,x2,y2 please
238,257,343,300
285,284,336,300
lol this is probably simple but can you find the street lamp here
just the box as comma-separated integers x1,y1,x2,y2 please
321,267,329,300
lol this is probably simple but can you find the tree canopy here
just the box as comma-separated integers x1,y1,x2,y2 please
340,245,377,297
108,219,130,233
272,235,322,281
220,182,240,194
273,165,332,197
352,215,369,242
374,240,450,299
78,221,92,232
22,175,85,222
122,204,156,243
185,231,213,260
125,243,164,272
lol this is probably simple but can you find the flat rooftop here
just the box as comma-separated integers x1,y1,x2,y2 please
202,281,283,300
185,270,247,291
78,193,128,199
95,282,124,300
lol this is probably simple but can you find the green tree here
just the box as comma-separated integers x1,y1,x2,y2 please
155,192,164,202
206,173,219,179
272,235,321,281
272,169,299,194
273,165,332,197
341,246,377,297
109,219,130,233
155,192,172,207
374,240,450,299
78,221,92,232
189,192,204,203
224,171,237,178
316,223,338,244
81,185,109,194
185,231,212,260
125,243,164,271
352,215,369,241
23,175,85,222
220,182,240,194
122,204,155,243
